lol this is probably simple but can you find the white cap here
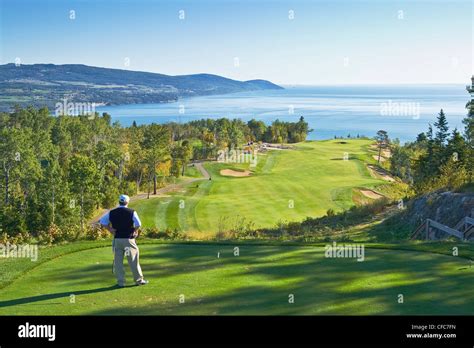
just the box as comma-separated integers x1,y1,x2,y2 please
119,194,130,204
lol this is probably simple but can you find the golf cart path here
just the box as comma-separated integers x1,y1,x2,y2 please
132,162,210,202
194,162,211,179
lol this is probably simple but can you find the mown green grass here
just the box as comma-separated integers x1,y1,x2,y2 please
131,139,386,235
1,242,472,315
1,139,469,316
0,241,112,290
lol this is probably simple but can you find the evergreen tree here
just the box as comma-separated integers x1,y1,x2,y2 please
462,94,474,182
416,132,427,144
447,129,467,165
434,109,449,145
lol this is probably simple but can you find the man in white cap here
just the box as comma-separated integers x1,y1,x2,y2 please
99,194,149,287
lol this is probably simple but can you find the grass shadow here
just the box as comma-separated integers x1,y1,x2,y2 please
0,285,124,308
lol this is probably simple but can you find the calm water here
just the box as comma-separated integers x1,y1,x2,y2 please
97,85,469,143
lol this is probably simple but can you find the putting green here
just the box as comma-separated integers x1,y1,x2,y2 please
1,243,472,315
131,139,385,235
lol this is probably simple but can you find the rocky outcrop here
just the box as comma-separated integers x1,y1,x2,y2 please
403,192,474,240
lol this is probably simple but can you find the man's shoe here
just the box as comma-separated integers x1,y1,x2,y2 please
116,283,125,288
136,279,149,286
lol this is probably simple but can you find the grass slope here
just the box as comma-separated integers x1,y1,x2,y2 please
1,242,472,315
131,139,385,235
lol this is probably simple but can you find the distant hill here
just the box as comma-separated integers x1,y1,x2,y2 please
0,63,283,112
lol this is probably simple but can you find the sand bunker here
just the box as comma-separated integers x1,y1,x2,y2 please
220,169,252,177
360,189,384,199
367,165,395,182
370,144,391,161
373,155,387,162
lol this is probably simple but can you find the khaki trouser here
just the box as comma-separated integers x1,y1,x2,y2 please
113,238,143,286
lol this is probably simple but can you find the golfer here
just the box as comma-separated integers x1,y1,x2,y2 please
100,194,149,287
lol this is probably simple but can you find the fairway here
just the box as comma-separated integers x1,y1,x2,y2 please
131,139,385,234
1,243,472,315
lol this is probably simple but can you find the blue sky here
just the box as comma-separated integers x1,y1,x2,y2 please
0,0,472,84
